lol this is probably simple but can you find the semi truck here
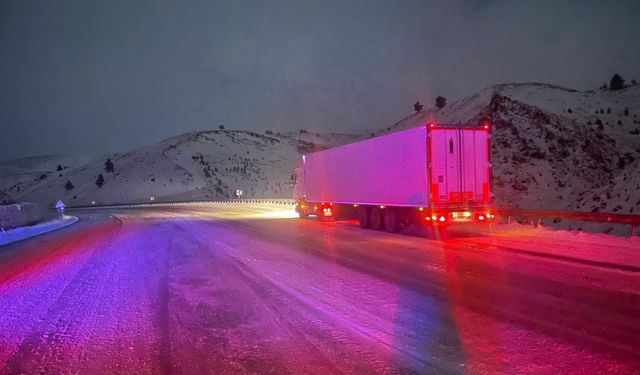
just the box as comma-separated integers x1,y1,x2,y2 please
293,121,494,232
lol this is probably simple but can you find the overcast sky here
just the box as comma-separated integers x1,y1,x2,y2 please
1,0,639,160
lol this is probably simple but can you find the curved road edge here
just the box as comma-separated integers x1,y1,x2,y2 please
0,215,80,247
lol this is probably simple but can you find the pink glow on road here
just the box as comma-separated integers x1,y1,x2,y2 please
0,206,638,373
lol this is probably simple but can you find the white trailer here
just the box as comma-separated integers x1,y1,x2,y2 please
293,122,494,232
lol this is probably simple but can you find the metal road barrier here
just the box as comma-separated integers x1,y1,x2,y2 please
69,200,638,236
69,199,296,210
495,208,640,237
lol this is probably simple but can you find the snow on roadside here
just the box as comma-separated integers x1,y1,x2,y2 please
0,215,79,247
473,222,640,269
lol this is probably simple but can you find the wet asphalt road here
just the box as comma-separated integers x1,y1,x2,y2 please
0,204,638,374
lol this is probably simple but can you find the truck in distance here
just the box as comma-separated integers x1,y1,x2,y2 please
293,121,494,232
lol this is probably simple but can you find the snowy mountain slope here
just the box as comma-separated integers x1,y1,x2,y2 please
1,130,361,206
577,160,640,215
0,154,94,171
384,83,640,216
1,82,638,221
0,154,97,201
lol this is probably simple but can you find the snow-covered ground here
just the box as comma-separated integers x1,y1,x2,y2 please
0,204,637,374
445,222,640,270
0,215,79,247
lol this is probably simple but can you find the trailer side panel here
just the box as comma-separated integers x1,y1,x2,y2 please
304,127,429,206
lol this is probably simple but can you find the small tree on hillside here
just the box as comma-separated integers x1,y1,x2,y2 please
96,174,104,188
56,164,63,171
610,74,625,90
65,180,74,190
104,158,114,173
219,124,225,130
435,96,447,110
413,101,423,113
632,79,638,86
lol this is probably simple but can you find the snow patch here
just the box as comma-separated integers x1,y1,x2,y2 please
0,215,79,247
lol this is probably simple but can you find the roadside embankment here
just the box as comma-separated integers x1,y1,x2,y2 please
0,214,78,247
0,202,55,230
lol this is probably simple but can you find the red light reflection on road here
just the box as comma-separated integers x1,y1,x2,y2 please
0,222,119,286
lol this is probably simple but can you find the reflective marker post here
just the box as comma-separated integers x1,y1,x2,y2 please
55,200,66,217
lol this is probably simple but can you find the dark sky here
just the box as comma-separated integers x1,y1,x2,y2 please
1,0,639,160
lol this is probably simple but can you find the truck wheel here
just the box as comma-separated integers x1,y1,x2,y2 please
369,207,384,230
384,209,400,232
358,206,369,228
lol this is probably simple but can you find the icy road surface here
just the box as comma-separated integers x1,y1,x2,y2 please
0,204,638,374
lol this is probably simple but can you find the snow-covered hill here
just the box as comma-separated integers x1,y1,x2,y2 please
0,131,361,206
0,154,97,203
1,82,638,223
383,83,640,216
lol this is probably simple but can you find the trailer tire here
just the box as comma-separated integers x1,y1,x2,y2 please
358,206,369,228
384,209,401,232
369,207,384,230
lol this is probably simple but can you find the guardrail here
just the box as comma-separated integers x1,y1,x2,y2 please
69,199,295,210
494,208,640,236
70,200,638,236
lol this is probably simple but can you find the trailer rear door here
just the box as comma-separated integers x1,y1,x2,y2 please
461,129,491,202
429,127,490,205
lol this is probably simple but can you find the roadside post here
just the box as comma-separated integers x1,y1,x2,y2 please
56,200,66,218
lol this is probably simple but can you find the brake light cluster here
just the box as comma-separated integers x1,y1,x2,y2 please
424,214,447,223
483,212,495,219
318,203,333,217
423,211,495,225
473,211,495,221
